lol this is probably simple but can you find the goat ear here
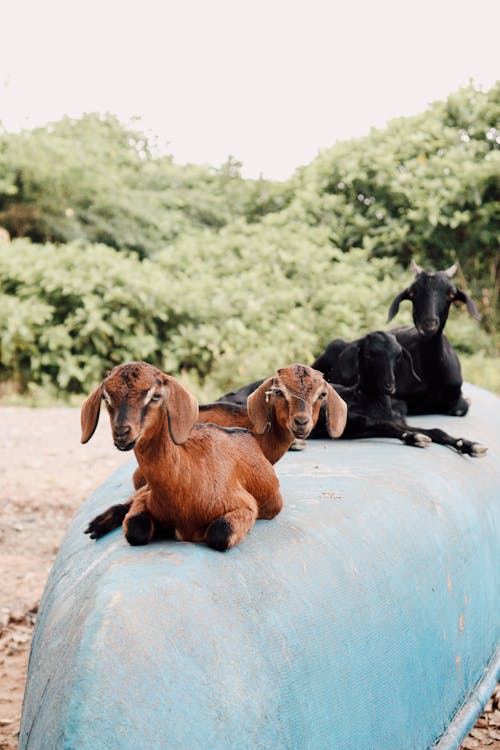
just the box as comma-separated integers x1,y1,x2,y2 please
337,342,360,381
453,288,481,321
246,378,274,435
163,375,199,445
81,383,104,444
401,348,421,383
387,289,410,322
324,383,347,438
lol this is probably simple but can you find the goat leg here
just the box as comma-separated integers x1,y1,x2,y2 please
343,417,432,448
205,502,258,552
257,489,284,520
403,426,487,457
123,487,155,546
85,500,132,539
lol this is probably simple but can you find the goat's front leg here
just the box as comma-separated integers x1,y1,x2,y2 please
123,486,155,546
257,489,283,520
345,417,432,448
205,496,258,552
85,500,133,539
404,426,487,457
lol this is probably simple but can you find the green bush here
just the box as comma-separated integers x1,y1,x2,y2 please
0,84,498,401
1,236,495,400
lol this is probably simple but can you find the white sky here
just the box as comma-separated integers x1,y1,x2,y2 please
1,0,498,180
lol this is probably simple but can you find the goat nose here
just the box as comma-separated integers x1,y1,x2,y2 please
294,415,309,427
114,424,131,438
423,317,439,330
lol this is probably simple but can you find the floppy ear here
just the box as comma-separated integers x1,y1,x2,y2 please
246,378,274,435
337,342,360,382
387,289,410,322
163,375,199,445
81,383,104,444
400,348,421,383
324,383,347,438
454,287,481,321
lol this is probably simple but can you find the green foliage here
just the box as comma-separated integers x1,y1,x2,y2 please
0,115,289,257
1,235,495,400
289,83,499,308
0,84,498,401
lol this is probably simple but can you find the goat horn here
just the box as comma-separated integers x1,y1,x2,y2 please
444,262,458,278
410,259,423,275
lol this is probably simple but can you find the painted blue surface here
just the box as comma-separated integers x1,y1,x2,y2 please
20,384,500,750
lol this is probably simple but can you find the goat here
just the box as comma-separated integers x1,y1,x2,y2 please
312,262,481,417
131,364,347,488
81,362,283,551
387,260,481,416
204,365,346,463
309,331,487,457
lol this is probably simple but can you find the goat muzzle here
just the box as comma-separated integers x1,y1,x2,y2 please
418,317,440,337
292,415,312,439
113,424,137,451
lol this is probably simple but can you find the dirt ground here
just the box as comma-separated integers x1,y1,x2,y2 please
0,406,498,749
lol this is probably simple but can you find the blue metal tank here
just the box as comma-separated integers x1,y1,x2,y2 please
19,384,500,749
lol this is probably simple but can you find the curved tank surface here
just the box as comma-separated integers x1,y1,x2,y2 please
19,384,500,750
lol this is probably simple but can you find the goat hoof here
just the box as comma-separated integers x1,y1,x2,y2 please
289,439,307,451
84,503,129,540
450,398,470,417
471,442,488,458
206,517,234,552
402,432,431,448
415,433,432,447
125,512,154,546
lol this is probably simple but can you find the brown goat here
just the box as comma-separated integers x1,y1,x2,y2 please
132,364,347,489
81,362,283,551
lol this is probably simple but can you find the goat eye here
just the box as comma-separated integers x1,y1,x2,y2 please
151,393,162,402
273,388,284,397
408,291,415,298
448,291,455,300
319,392,327,400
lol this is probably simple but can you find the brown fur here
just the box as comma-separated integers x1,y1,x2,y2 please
81,362,282,551
212,364,345,463
132,364,347,488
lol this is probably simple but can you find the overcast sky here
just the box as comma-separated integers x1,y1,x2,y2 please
1,0,498,180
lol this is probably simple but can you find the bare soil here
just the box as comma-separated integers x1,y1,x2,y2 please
0,407,129,749
0,406,498,749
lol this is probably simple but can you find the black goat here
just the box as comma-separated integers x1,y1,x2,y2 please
218,378,264,407
309,331,487,457
312,262,481,417
387,261,481,416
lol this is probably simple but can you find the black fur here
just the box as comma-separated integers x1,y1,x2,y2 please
309,332,486,456
84,502,130,539
205,517,234,551
125,511,154,546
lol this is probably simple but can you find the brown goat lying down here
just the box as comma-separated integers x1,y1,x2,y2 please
132,364,347,489
81,362,284,551
202,365,347,462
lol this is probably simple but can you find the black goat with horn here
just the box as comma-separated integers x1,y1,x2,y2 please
387,261,481,416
